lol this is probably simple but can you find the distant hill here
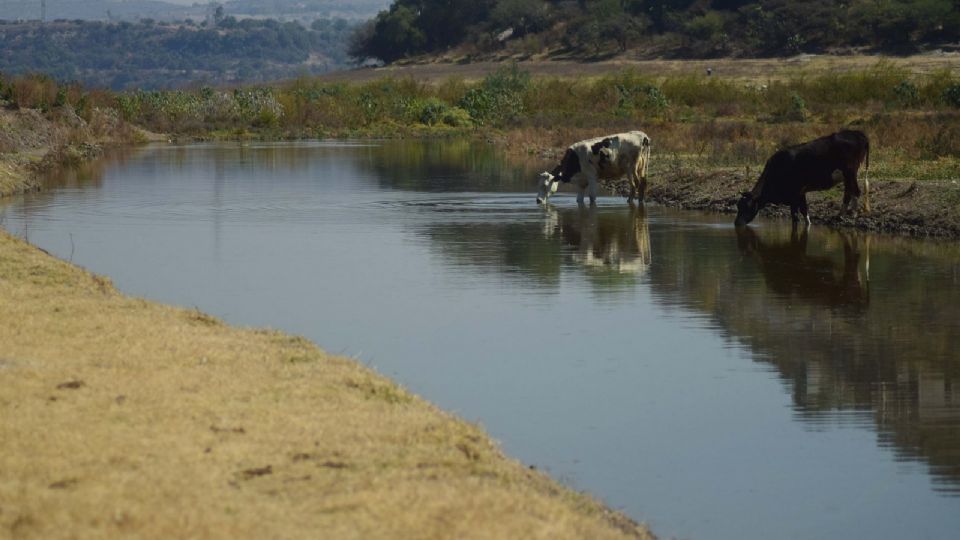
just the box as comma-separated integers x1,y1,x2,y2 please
0,17,362,89
350,0,960,63
0,0,390,22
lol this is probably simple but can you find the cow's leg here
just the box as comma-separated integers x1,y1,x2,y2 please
841,167,862,216
799,196,811,226
587,176,598,205
640,146,651,202
864,175,871,213
628,159,641,204
791,195,811,226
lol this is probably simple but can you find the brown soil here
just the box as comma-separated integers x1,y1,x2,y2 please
603,168,960,238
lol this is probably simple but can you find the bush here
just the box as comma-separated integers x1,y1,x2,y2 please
440,106,473,128
943,83,960,108
893,79,920,106
616,83,669,116
416,98,448,125
459,65,529,127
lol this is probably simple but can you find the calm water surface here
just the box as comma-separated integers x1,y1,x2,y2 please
3,141,959,540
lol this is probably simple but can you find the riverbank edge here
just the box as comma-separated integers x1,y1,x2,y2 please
0,187,652,538
631,169,960,239
520,142,960,239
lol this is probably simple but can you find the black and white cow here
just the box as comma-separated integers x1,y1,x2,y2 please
735,129,870,226
537,131,652,205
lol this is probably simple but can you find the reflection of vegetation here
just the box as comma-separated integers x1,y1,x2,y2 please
422,205,650,294
359,138,541,192
424,217,564,289
652,221,960,492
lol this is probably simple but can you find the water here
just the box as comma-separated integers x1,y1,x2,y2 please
3,140,959,540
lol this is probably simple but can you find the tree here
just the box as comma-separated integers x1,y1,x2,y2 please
359,4,427,62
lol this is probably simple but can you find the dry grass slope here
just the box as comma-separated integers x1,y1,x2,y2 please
0,230,652,539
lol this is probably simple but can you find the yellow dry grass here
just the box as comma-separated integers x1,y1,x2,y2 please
0,230,652,540
320,53,960,84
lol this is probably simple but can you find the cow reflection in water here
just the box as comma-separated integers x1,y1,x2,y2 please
545,205,651,274
736,226,870,308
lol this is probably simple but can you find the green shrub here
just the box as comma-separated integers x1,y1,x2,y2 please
440,106,473,127
616,83,669,116
416,97,448,125
893,79,920,106
459,65,529,127
943,83,960,108
788,93,808,122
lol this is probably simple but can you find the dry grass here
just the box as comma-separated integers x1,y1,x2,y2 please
320,53,960,84
0,230,652,540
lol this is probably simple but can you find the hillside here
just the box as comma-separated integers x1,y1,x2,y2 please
0,17,360,89
0,0,389,23
350,0,960,64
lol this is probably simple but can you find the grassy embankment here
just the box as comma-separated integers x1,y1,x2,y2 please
0,76,153,197
0,231,651,538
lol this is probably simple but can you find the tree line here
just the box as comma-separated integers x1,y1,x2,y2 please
349,0,960,62
0,17,360,90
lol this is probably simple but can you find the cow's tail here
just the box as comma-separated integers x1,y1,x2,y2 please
863,137,871,213
641,136,651,179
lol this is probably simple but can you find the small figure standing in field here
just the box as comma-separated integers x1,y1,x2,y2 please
706,67,713,76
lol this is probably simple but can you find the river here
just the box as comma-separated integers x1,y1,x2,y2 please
2,140,958,540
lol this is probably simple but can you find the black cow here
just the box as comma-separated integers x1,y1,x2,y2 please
734,130,870,226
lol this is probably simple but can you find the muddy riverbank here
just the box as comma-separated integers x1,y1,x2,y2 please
615,168,960,238
519,136,960,239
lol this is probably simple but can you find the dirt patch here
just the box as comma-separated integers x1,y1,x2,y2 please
318,53,960,84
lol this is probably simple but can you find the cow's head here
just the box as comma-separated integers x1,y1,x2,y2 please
734,192,761,226
536,172,559,204
590,138,615,169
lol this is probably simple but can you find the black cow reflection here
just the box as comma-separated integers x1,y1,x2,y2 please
735,226,870,309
